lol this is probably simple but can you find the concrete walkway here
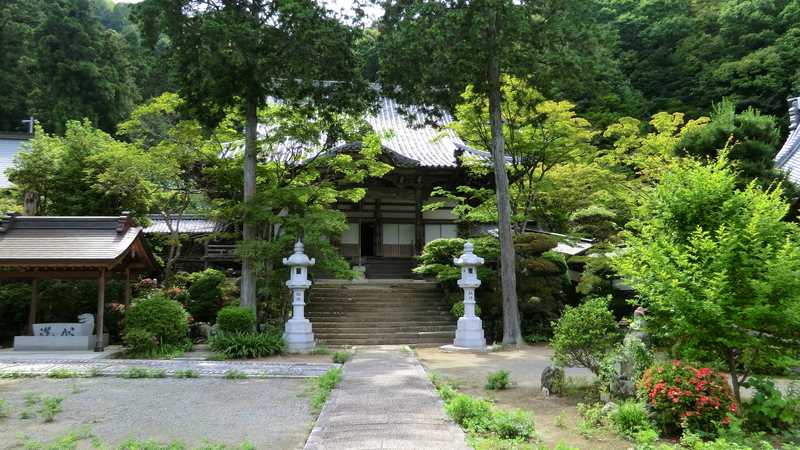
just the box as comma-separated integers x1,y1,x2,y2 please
305,346,469,450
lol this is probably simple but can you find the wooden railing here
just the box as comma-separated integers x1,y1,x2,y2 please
204,244,238,260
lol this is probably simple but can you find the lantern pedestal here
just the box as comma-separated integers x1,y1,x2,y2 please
454,316,486,350
284,318,315,353
448,242,487,351
282,241,316,354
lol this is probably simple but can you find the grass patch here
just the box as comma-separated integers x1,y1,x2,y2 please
430,372,536,446
120,367,167,379
0,372,37,379
175,369,198,378
38,396,64,423
47,368,82,379
310,345,331,355
485,370,510,390
122,342,191,360
310,368,342,414
223,369,248,380
332,351,350,364
0,399,9,419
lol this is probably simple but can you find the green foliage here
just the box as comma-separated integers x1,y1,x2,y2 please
485,370,510,391
208,331,285,359
122,328,158,357
120,367,167,379
0,399,9,420
640,361,735,438
680,99,791,193
223,370,247,380
124,292,190,348
451,302,482,319
47,369,81,379
614,155,800,402
216,306,256,334
174,369,198,379
184,269,227,323
38,396,64,423
550,297,622,375
332,351,350,364
433,375,535,443
741,378,800,435
311,368,343,414
609,401,654,440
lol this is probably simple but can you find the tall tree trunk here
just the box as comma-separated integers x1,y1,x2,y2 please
240,96,258,313
726,349,742,409
487,16,522,346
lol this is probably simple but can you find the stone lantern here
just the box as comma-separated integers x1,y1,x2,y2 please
452,242,486,350
283,241,316,353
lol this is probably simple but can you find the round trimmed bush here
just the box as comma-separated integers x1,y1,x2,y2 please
216,306,256,333
124,292,190,346
551,296,622,375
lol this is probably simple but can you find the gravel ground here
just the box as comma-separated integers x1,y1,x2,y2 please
0,377,314,449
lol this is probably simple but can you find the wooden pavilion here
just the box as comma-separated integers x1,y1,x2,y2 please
0,212,156,351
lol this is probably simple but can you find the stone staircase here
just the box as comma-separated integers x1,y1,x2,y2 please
362,257,416,279
307,280,456,346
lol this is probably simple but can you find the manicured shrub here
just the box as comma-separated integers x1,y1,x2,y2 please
186,269,227,323
485,370,510,390
216,306,256,333
551,296,622,375
742,377,800,434
639,360,735,437
124,292,190,347
208,331,285,359
122,328,158,356
609,400,653,439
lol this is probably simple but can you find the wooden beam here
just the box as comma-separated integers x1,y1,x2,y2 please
95,270,106,352
27,279,39,336
124,267,132,309
415,188,424,255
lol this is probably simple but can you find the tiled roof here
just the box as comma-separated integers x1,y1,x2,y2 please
366,97,462,168
776,125,800,184
776,97,800,184
143,214,221,234
0,215,153,268
0,136,30,188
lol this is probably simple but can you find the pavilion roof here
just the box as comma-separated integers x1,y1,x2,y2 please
0,213,155,273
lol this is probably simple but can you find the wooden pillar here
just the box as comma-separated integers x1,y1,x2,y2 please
374,198,382,257
27,279,39,336
95,270,106,352
124,267,132,309
415,188,425,255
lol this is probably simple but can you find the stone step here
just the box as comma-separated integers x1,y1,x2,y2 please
312,324,456,333
316,330,454,339
311,318,456,326
318,336,453,346
306,311,453,322
307,305,450,312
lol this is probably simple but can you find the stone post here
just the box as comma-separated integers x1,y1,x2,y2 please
282,241,316,353
453,242,486,350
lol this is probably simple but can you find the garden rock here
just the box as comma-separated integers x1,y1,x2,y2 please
541,365,565,395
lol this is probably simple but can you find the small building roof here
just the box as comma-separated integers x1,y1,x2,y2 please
143,214,222,234
776,97,800,184
0,134,30,189
0,213,155,275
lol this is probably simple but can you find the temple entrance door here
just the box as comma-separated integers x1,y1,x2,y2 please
360,223,376,257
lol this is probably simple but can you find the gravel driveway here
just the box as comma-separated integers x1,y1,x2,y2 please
0,377,313,449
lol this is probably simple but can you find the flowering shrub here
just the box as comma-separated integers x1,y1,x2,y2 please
639,360,736,437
